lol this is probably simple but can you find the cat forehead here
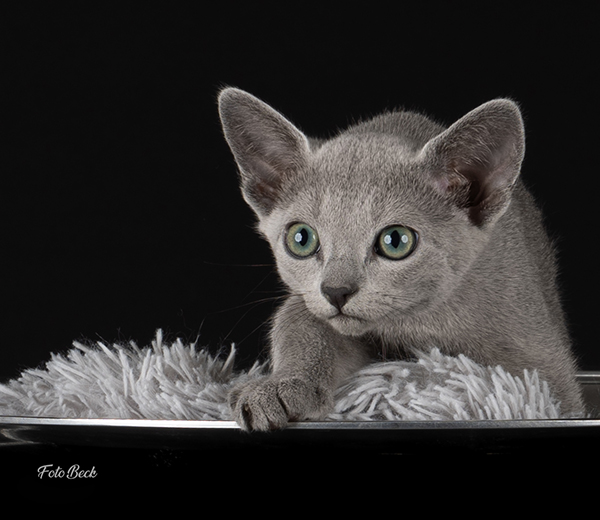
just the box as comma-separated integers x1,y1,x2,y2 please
313,133,419,176
299,134,437,207
270,160,449,233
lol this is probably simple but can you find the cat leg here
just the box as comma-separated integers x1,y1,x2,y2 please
228,298,371,431
228,375,332,431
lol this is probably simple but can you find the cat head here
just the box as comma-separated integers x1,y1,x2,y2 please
218,88,525,336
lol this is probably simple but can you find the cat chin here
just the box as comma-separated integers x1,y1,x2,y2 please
324,314,373,337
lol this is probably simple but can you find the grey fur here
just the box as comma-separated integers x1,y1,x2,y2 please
218,88,583,431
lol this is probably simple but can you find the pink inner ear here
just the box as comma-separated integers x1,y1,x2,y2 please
435,166,469,193
432,164,479,203
242,156,283,214
431,159,511,226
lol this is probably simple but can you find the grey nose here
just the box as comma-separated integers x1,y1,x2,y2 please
321,284,358,311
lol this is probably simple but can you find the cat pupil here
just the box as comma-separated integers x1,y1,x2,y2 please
386,230,407,248
295,230,307,246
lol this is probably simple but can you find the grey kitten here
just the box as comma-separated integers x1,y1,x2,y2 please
218,87,584,431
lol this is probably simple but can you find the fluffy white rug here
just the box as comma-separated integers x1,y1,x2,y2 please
0,330,570,421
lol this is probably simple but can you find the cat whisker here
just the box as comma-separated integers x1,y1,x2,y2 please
218,295,286,344
210,294,287,315
233,314,275,349
271,297,313,340
218,290,311,349
202,260,275,268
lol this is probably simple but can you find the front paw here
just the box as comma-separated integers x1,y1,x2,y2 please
228,377,332,431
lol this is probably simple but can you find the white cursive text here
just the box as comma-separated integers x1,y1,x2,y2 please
38,464,97,479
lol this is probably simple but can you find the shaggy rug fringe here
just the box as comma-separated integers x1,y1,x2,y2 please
0,330,570,421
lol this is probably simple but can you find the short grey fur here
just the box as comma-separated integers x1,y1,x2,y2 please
218,88,583,431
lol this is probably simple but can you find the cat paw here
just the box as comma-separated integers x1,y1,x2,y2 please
228,377,331,431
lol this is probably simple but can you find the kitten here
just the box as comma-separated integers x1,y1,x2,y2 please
218,87,584,431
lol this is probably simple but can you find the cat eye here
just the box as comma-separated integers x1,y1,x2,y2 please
375,225,417,260
285,222,320,258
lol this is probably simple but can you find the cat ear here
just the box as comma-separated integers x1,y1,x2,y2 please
421,99,525,226
218,88,310,216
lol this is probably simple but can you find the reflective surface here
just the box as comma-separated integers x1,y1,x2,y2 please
2,372,599,455
2,416,600,455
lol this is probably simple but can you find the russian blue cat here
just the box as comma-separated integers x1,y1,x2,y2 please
218,88,583,430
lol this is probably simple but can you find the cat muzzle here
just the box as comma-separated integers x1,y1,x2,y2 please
321,284,358,311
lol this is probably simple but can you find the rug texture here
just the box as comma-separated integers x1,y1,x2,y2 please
0,330,572,421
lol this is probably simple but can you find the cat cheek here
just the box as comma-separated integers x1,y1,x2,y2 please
300,296,331,322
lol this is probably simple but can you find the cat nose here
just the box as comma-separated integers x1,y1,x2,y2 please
321,284,358,311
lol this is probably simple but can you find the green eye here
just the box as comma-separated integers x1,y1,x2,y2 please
285,223,320,258
375,225,417,260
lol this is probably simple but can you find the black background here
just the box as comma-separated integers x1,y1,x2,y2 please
3,4,599,386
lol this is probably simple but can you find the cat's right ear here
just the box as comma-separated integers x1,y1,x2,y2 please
218,88,310,217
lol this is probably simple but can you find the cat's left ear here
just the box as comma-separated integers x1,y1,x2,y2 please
421,99,525,226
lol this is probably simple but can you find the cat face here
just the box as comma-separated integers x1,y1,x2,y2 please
218,88,524,337
256,135,486,336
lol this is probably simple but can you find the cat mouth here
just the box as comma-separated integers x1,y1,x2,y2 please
325,311,371,336
328,310,365,322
